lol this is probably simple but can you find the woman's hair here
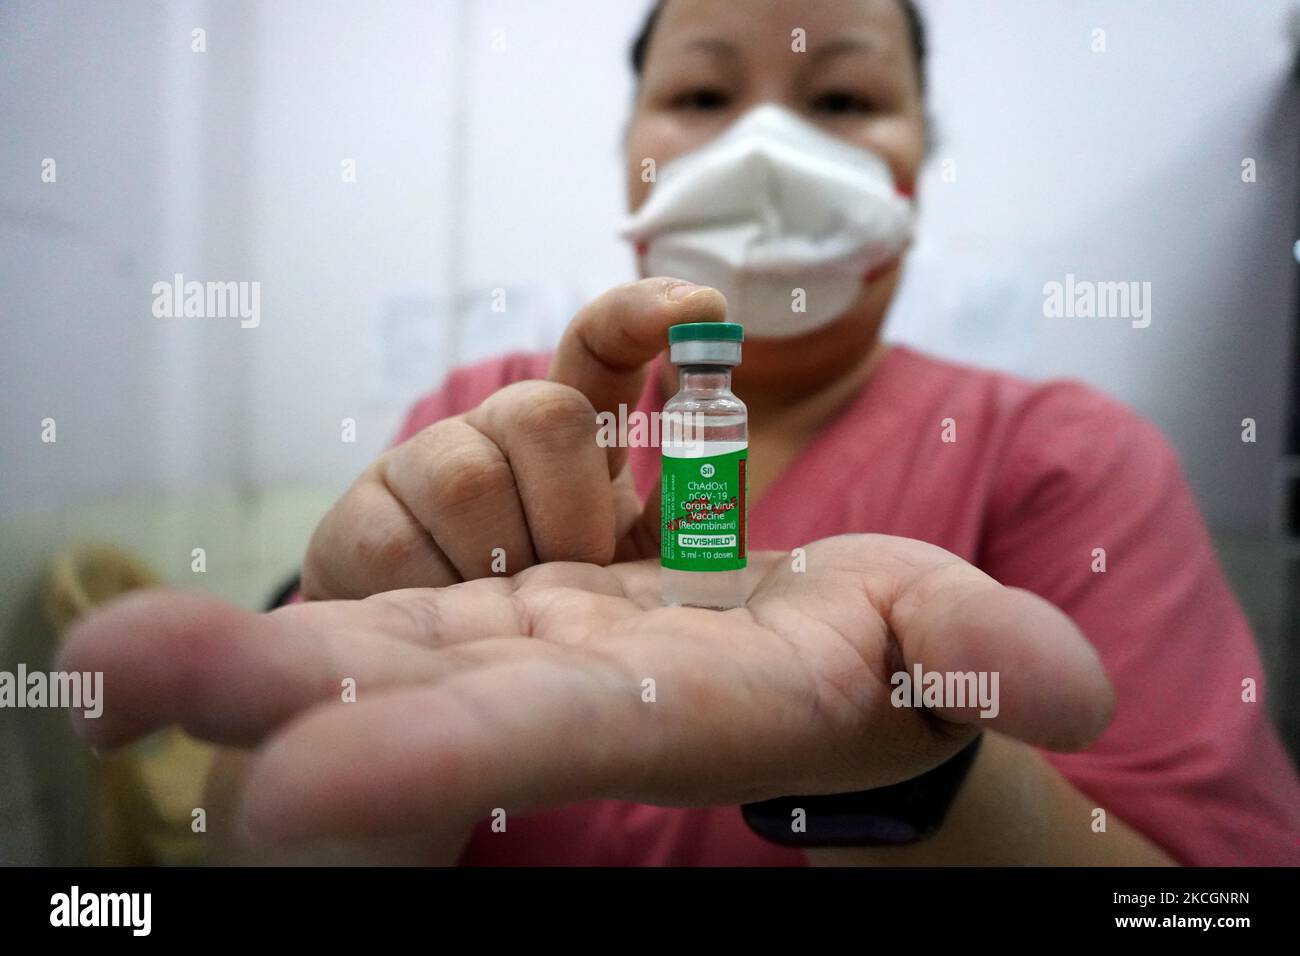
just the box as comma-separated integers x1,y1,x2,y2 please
630,0,928,95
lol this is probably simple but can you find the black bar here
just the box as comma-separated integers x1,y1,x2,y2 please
0,865,1290,941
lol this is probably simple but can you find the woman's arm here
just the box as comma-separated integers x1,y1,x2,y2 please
965,382,1300,865
806,731,1175,866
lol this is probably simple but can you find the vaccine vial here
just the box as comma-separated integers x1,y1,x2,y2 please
660,321,748,609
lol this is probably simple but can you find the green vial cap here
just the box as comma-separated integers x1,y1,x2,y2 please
668,322,745,344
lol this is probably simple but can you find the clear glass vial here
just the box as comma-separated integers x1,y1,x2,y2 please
660,322,748,609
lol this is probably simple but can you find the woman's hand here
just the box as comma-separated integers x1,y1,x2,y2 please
300,277,726,600
59,534,1114,862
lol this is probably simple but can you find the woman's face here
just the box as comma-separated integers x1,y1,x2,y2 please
625,0,927,379
626,0,926,213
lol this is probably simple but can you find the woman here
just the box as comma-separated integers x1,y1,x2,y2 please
63,0,1299,865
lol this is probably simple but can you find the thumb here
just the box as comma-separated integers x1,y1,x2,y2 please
893,573,1115,752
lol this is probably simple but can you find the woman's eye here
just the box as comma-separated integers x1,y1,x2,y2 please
812,91,872,114
672,88,730,111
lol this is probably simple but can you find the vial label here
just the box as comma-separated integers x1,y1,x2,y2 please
661,440,747,572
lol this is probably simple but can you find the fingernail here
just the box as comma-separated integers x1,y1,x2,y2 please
666,282,704,301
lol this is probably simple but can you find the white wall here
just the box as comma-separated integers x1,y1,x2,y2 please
893,0,1299,534
2,0,1296,534
2,0,205,505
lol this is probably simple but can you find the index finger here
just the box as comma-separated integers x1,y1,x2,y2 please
548,277,727,470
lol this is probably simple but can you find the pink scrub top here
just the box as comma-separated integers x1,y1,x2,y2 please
388,345,1300,866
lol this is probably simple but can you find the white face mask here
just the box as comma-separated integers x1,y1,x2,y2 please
620,103,915,339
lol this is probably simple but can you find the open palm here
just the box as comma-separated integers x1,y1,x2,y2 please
60,533,1113,857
